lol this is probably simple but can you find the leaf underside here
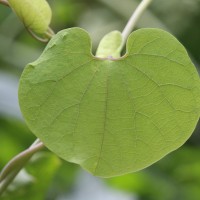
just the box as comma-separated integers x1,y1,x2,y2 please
18,28,200,177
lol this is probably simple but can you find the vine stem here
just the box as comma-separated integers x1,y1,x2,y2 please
26,26,55,42
0,140,44,196
121,0,152,48
26,28,50,43
0,0,9,7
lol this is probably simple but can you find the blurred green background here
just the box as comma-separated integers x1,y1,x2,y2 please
0,0,200,199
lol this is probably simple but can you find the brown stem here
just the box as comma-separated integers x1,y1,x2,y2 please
0,0,9,7
26,27,55,43
26,28,50,43
0,141,44,196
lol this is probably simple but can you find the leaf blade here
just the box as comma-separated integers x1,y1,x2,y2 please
19,28,200,177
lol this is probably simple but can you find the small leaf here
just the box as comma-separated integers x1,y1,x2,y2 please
8,0,52,34
96,31,123,58
18,28,200,177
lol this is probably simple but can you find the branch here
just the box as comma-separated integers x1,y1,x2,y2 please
0,139,45,196
121,0,152,48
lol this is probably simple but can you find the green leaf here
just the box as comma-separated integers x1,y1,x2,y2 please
18,27,200,177
8,0,52,34
96,31,123,58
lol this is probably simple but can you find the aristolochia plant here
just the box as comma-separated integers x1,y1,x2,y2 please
0,0,200,194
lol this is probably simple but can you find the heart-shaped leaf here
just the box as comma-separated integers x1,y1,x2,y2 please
18,28,200,177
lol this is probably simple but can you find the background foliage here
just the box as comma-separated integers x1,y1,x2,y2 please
0,0,200,199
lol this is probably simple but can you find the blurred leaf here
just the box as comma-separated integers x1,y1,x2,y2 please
46,161,78,200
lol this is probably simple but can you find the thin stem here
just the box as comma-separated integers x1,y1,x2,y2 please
121,0,152,48
26,28,50,43
26,27,55,43
0,141,44,181
0,0,9,7
0,170,22,196
30,138,41,147
47,27,55,36
0,140,44,195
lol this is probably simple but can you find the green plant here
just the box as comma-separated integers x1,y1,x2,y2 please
0,0,200,196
